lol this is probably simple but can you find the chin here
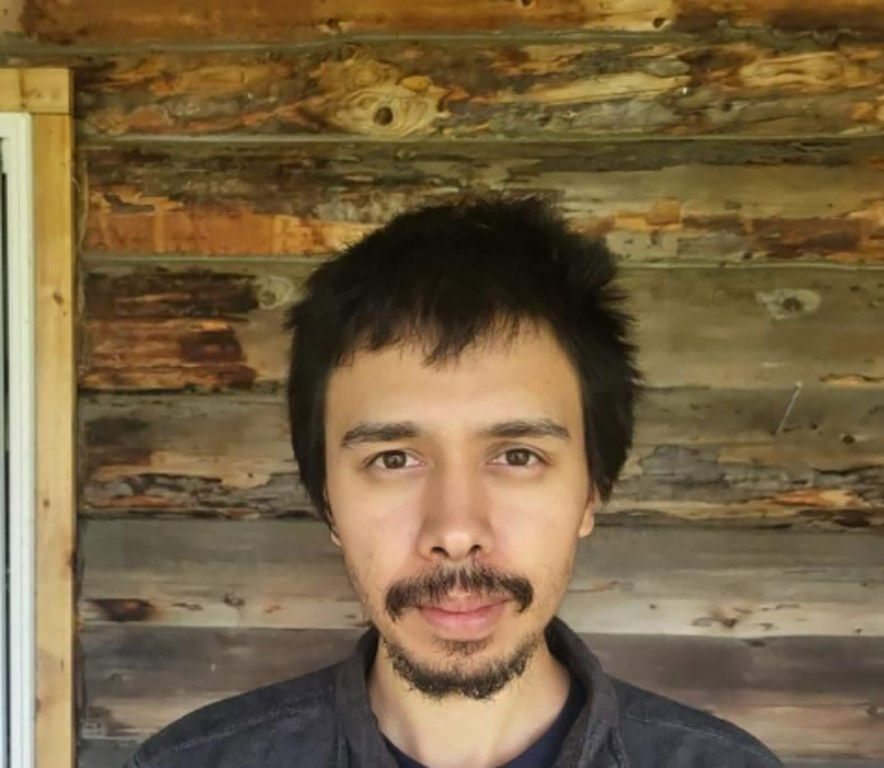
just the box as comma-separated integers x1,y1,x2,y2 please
380,617,545,701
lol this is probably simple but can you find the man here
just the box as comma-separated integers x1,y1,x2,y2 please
125,198,784,768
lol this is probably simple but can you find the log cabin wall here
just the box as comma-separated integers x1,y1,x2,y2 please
2,2,883,766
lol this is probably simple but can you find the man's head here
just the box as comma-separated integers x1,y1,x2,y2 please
285,197,642,700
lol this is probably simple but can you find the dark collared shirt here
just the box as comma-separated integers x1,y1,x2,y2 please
125,617,785,768
385,669,586,768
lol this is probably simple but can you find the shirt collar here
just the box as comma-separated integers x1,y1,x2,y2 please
334,616,620,768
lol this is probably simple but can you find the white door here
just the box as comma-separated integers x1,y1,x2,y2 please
0,113,36,768
0,138,8,768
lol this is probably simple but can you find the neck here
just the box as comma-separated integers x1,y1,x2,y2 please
367,633,571,768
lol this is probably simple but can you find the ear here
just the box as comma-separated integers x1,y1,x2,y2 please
324,488,342,547
578,486,596,538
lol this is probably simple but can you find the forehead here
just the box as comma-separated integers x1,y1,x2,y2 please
324,326,582,433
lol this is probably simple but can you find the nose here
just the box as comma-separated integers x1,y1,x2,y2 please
416,459,494,564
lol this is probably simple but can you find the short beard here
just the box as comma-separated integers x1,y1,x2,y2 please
382,627,543,701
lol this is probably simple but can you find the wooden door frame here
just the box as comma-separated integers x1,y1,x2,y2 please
0,68,75,768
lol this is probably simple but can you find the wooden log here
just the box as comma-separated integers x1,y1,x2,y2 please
79,390,884,528
80,261,884,392
81,141,884,264
79,518,884,638
17,0,884,45
79,624,884,759
64,39,884,139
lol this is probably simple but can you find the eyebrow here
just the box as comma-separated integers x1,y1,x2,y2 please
483,418,571,441
340,418,571,448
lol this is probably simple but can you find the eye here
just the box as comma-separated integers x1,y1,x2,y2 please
367,450,419,471
491,448,544,467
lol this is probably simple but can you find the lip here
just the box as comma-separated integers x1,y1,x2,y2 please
418,597,509,639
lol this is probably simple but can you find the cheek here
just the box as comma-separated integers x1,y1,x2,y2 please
489,472,588,541
330,484,419,596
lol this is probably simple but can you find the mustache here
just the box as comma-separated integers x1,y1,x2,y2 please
385,564,534,621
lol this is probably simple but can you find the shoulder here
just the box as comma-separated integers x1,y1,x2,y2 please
127,663,342,768
610,677,785,768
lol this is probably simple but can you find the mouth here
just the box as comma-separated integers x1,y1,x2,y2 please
422,595,509,613
417,596,510,638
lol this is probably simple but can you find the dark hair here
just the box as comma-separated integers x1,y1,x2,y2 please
286,197,643,526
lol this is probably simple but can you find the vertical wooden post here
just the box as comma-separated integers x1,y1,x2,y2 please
32,77,75,768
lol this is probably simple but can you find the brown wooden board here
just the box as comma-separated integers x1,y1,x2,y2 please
16,0,884,45
79,390,884,528
80,261,884,392
79,518,884,637
79,624,884,759
51,39,884,139
81,140,884,265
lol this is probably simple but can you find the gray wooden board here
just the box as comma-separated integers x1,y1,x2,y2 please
79,139,884,265
50,40,884,139
75,739,884,768
79,625,884,759
80,262,884,392
80,388,884,528
80,519,884,638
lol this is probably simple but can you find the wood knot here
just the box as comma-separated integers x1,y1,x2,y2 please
755,288,821,321
91,598,154,623
373,106,394,126
305,53,449,138
254,275,295,309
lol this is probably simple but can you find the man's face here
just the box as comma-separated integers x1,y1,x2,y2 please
323,324,595,699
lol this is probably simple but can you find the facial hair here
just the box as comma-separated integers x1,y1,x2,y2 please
372,562,539,701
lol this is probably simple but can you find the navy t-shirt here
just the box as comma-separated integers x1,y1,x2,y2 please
384,674,586,768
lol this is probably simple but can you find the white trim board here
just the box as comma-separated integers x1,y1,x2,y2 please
0,111,36,768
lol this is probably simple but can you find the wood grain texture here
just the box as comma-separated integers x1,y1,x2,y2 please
18,0,884,44
68,39,884,139
79,390,884,528
79,624,884,758
34,112,76,768
79,261,884,392
82,140,884,264
0,0,24,36
79,519,884,638
0,67,69,112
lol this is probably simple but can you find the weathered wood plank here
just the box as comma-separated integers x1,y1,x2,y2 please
74,741,884,768
79,518,884,637
17,0,884,45
82,141,884,264
66,40,884,139
79,390,884,528
74,738,884,768
79,740,136,768
79,262,884,392
79,262,311,394
0,67,69,112
34,110,76,768
80,624,884,758
0,0,24,37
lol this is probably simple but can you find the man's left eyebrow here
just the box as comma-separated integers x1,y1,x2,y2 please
481,419,571,441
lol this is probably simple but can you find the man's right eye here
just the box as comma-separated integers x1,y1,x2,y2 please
367,450,415,470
